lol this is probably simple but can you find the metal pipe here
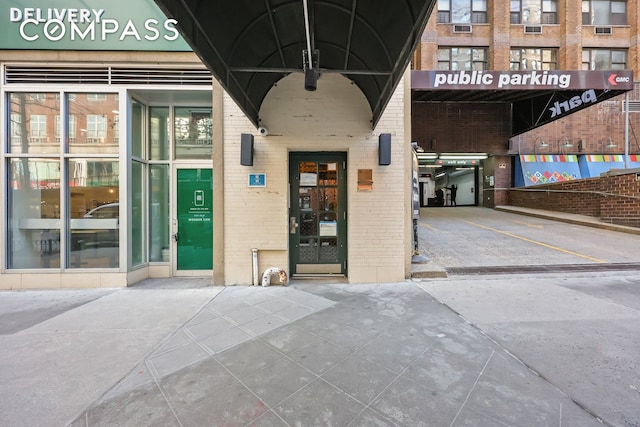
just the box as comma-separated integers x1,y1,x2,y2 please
303,0,313,68
625,91,630,168
252,248,259,286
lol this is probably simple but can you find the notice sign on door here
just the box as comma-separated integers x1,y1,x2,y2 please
319,221,337,237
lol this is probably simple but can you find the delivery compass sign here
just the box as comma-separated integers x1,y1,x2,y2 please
2,0,191,51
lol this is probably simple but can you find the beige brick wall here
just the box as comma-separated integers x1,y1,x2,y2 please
221,72,411,284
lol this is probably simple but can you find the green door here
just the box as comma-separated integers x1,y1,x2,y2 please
176,168,213,270
289,153,347,276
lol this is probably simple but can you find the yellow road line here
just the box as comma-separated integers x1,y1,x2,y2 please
512,220,543,229
419,223,438,232
463,220,605,263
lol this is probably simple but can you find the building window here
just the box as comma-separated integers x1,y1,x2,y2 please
8,93,60,154
69,93,119,154
87,93,107,101
510,48,558,70
30,115,47,143
437,0,488,24
582,1,626,25
6,91,120,270
582,49,627,70
437,47,487,70
510,0,558,24
174,107,213,160
150,165,170,262
68,159,120,268
7,159,61,269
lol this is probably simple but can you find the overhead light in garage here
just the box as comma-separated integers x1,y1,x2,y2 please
439,153,488,160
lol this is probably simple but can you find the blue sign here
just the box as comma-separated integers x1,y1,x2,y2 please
248,173,266,187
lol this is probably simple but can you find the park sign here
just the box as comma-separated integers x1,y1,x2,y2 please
1,0,191,51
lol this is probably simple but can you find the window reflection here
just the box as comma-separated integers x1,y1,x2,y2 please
174,107,212,160
9,93,60,154
8,159,61,268
68,159,119,268
68,93,119,154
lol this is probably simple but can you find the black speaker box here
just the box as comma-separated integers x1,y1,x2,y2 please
379,133,391,165
240,133,253,166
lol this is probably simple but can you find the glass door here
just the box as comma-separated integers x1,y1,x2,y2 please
289,153,347,276
173,167,213,275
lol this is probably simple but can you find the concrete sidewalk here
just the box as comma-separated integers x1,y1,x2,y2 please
1,280,605,426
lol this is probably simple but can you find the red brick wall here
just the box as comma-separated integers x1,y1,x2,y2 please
412,103,511,154
507,169,640,227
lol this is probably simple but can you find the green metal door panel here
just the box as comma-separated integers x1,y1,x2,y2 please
177,168,212,270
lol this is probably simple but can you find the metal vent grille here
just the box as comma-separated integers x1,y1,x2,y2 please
594,26,612,35
5,66,213,86
524,25,542,34
453,24,472,33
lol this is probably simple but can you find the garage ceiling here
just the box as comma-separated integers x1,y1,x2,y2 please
153,0,436,128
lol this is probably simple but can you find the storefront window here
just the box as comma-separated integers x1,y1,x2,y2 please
131,161,146,266
68,93,119,155
150,107,170,160
68,159,119,268
174,107,212,160
132,101,144,159
9,93,60,154
7,158,61,268
150,165,170,262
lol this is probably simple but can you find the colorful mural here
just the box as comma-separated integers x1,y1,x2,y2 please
518,155,581,186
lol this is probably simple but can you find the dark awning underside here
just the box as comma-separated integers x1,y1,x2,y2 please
153,0,436,128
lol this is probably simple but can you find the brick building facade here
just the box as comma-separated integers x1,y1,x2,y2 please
411,0,640,208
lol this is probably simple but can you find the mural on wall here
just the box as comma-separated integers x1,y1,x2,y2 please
518,155,580,186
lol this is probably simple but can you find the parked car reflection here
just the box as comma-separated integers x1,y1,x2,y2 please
83,202,119,219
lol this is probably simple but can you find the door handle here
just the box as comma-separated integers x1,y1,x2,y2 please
290,217,299,234
173,233,179,242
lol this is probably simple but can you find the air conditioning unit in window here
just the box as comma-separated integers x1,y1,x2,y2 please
453,24,472,33
623,100,640,113
594,26,612,35
524,25,542,34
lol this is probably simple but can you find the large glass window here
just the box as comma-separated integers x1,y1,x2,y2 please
582,1,626,25
438,47,487,70
68,93,119,154
150,107,170,161
9,93,60,154
510,48,558,70
68,159,120,268
174,107,212,160
132,101,144,159
511,0,558,24
438,0,488,23
150,165,170,262
582,49,627,70
7,159,61,268
131,161,146,266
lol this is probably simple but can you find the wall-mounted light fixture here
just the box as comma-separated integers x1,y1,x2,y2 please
557,136,573,154
601,136,616,154
533,137,548,154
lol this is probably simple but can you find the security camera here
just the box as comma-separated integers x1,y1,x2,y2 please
258,127,268,136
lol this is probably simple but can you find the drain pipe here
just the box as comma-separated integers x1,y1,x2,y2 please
251,248,259,286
